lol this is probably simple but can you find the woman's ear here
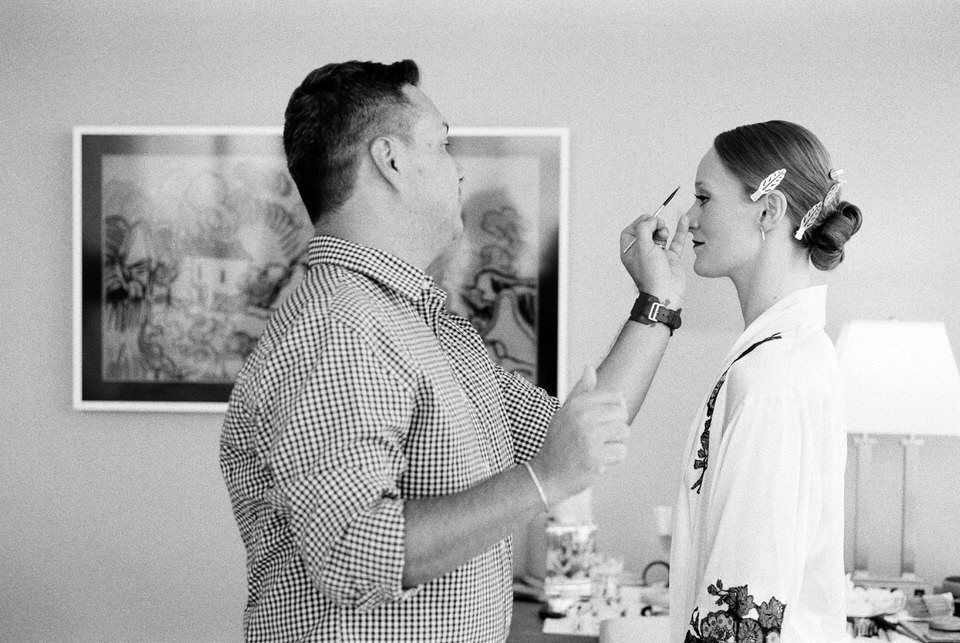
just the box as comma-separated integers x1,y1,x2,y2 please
760,189,789,230
369,136,402,190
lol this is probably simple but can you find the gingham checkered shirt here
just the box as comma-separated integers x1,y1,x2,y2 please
220,235,558,641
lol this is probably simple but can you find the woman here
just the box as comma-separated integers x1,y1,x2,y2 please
669,121,862,642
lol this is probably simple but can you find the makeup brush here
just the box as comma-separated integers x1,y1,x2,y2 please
622,186,681,254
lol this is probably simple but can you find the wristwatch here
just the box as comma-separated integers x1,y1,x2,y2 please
629,291,682,335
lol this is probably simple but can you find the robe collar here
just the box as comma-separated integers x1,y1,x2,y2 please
722,285,828,368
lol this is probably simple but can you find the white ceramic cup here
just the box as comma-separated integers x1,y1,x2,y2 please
653,505,673,537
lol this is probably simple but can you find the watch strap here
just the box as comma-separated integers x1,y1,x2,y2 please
629,291,682,335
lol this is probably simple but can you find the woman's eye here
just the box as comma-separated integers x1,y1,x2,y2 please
695,195,708,206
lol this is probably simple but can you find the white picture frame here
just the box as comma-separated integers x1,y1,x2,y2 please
73,126,568,412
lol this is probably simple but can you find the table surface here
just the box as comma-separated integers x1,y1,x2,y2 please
508,600,596,642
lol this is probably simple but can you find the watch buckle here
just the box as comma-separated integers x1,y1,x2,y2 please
647,302,662,323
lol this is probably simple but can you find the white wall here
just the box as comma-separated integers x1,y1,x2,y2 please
2,1,958,640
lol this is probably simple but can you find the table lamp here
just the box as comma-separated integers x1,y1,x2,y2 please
837,320,960,590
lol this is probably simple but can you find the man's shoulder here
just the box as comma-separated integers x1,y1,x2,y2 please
249,261,422,386
226,264,403,414
290,262,394,324
308,263,416,343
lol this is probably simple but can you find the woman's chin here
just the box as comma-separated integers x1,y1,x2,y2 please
693,262,724,279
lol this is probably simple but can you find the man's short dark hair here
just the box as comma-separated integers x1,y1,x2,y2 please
283,59,420,224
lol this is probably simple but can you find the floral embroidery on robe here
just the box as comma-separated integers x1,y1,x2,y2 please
685,579,786,643
690,333,781,494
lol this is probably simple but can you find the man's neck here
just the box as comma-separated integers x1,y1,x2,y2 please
313,203,438,273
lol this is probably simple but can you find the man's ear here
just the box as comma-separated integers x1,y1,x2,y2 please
369,136,402,190
760,189,789,230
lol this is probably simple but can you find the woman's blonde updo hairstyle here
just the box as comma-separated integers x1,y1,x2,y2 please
714,120,862,271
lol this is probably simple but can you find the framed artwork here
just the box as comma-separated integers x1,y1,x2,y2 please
73,126,568,412
428,128,568,399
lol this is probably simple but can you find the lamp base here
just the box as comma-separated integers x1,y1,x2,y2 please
851,571,933,597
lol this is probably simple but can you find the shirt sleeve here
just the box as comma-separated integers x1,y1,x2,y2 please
494,365,559,463
267,311,417,611
686,393,818,641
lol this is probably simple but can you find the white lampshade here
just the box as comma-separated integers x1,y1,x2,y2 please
837,320,960,437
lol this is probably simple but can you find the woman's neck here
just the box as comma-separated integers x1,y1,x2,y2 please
733,251,811,328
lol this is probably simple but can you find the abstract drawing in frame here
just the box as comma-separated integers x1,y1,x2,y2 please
429,128,568,399
73,126,568,412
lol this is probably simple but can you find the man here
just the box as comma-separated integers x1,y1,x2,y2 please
220,59,689,641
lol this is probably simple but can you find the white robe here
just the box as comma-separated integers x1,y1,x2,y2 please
669,286,848,642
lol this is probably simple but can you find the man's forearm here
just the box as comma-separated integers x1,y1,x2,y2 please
402,464,545,588
402,310,676,588
596,318,672,422
600,212,689,420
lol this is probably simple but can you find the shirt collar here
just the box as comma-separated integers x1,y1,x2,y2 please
307,235,443,304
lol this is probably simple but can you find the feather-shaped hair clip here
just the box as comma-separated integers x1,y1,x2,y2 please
795,168,847,240
823,169,846,206
750,169,786,202
794,202,822,240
